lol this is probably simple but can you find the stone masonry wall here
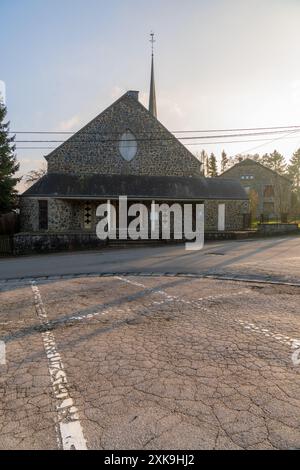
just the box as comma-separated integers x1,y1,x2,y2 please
205,199,249,231
46,93,201,178
48,199,73,232
20,197,249,235
220,161,292,216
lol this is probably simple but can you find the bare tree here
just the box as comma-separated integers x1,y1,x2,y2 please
24,165,46,187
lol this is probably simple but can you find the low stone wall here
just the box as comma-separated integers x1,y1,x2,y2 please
258,223,299,235
13,232,106,255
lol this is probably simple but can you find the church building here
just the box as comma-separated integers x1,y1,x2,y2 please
19,44,249,251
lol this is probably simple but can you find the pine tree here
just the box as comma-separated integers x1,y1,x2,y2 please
288,149,300,191
0,101,20,214
208,153,218,177
220,150,229,173
262,150,286,175
199,150,208,176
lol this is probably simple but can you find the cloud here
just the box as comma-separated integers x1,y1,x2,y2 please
59,114,80,131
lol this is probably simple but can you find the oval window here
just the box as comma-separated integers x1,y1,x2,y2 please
119,131,137,161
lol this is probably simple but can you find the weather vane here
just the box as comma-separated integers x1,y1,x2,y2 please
150,31,155,55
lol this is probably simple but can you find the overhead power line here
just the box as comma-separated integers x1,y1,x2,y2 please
13,129,300,145
239,129,300,155
16,133,300,150
9,124,300,135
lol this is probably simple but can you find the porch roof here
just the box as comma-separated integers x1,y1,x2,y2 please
22,173,248,201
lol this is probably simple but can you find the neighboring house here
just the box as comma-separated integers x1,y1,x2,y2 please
219,158,292,220
19,56,248,249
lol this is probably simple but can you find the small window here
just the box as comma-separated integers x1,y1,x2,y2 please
241,175,254,180
39,200,48,230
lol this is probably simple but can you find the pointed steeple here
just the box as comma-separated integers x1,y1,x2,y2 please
149,32,157,118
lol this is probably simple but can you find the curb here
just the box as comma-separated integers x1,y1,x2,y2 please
0,272,300,287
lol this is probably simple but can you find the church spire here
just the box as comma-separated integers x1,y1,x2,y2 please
149,32,157,118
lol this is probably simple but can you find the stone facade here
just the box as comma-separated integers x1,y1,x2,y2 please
219,159,292,219
20,197,249,234
205,199,249,231
13,232,106,255
20,90,249,249
46,92,201,177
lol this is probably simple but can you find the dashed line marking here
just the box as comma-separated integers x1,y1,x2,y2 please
237,319,298,346
30,281,87,450
0,340,6,365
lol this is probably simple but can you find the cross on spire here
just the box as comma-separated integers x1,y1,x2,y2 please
149,32,157,118
150,31,155,56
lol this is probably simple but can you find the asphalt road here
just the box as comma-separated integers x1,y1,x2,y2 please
0,275,299,449
0,236,300,283
1,237,300,449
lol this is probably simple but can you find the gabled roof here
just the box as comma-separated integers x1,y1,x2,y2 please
22,173,248,200
44,91,201,177
220,158,292,183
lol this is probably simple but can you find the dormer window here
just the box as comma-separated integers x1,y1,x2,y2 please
119,131,137,161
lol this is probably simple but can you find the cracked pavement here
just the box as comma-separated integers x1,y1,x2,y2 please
0,274,300,449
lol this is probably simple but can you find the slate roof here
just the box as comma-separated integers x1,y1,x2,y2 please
22,173,248,200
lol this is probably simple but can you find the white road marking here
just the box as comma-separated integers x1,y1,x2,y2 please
116,276,300,365
31,281,87,450
237,319,297,346
238,319,300,365
197,289,251,302
27,275,298,369
0,340,6,365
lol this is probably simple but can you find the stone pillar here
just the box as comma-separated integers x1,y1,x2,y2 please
48,199,72,232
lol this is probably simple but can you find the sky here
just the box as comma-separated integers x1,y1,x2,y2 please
1,0,300,191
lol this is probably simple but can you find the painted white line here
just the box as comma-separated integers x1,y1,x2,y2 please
0,340,6,365
31,282,87,450
116,276,300,366
198,289,251,302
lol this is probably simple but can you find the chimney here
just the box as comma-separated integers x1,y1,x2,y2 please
126,90,139,101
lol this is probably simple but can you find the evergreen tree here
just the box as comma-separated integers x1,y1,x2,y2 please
220,150,229,173
288,148,300,192
199,150,208,176
0,101,19,213
262,150,286,175
208,153,218,177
